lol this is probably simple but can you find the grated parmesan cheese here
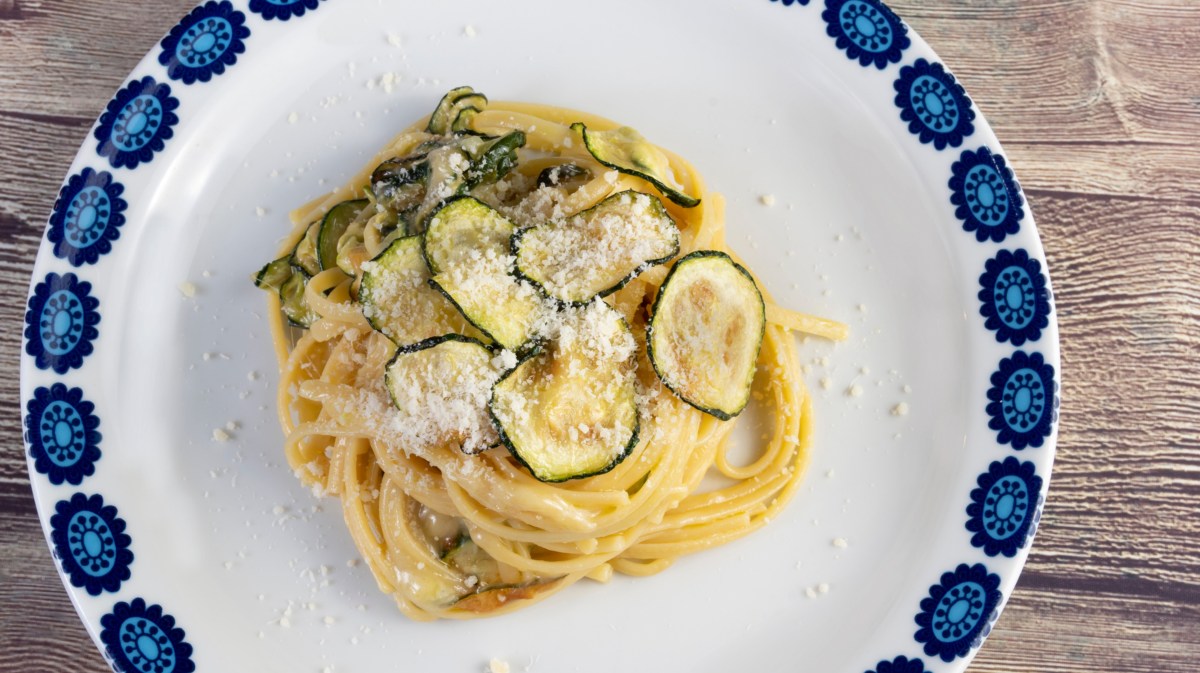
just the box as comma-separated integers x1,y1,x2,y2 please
377,340,507,454
516,192,677,301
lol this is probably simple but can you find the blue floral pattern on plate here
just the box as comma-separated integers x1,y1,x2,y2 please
47,168,127,266
966,457,1043,557
865,655,928,673
50,493,132,596
914,563,1001,662
94,76,180,170
24,272,101,374
978,248,1049,345
25,383,101,486
159,1,250,85
822,0,909,69
101,598,195,673
248,0,325,21
986,350,1058,450
894,58,975,150
950,147,1024,242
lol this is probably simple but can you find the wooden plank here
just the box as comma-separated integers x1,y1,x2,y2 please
0,498,108,673
1025,191,1200,593
890,0,1200,145
1006,142,1200,204
0,0,195,119
972,582,1200,673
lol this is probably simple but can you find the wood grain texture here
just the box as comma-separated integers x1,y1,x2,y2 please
1,1,1198,672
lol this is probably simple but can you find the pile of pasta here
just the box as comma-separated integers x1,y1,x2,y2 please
257,88,846,620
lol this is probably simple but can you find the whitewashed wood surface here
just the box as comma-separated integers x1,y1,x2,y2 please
1,0,1197,671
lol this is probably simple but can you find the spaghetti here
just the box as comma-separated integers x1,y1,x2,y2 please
258,90,847,620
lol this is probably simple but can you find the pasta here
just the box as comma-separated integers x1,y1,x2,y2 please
257,90,847,620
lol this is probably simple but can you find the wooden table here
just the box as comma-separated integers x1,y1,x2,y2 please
2,1,1197,671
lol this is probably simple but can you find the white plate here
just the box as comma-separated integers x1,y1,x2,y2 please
21,1,1059,671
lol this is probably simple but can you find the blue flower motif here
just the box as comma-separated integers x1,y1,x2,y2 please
248,0,326,21
101,598,195,673
24,272,101,374
822,0,910,69
159,1,250,85
950,147,1024,242
966,457,1043,557
914,563,1002,662
25,383,101,486
978,249,1048,344
865,655,928,673
94,76,180,170
50,493,132,596
986,350,1058,450
47,168,127,266
894,58,975,150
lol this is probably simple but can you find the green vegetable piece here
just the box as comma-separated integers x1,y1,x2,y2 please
254,256,293,293
384,334,500,454
428,86,488,135
571,122,700,208
647,251,766,420
359,235,469,346
371,154,430,214
514,190,679,304
423,197,548,351
536,163,591,189
317,199,368,271
290,222,321,277
279,267,318,328
490,303,640,482
464,131,526,191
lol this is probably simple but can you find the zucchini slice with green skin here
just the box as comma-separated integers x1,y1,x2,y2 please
428,86,488,135
453,580,560,613
442,537,504,585
413,132,526,230
370,131,524,233
256,255,317,328
513,190,680,304
570,122,700,208
371,155,429,215
463,131,525,191
647,251,766,420
490,302,640,482
254,255,293,293
383,334,501,454
317,199,368,271
359,235,469,345
450,98,491,134
279,266,319,328
290,221,322,276
424,197,548,350
423,196,514,274
412,144,469,231
537,163,591,189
